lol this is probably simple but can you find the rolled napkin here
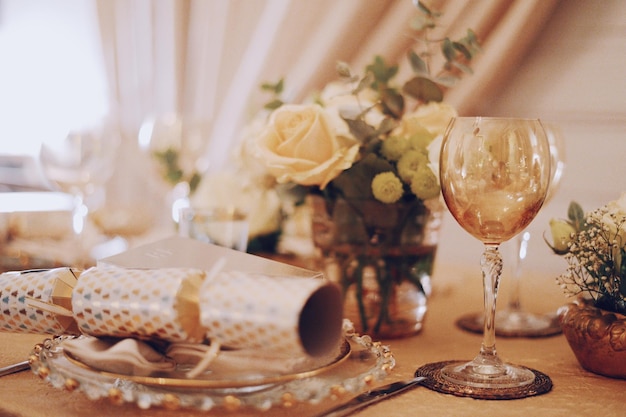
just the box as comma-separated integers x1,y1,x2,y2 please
71,266,207,343
62,337,176,376
0,268,79,335
199,270,343,357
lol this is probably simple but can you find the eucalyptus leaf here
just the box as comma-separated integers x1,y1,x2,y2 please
261,79,283,94
380,88,404,118
408,51,429,75
343,117,377,143
441,38,456,62
264,99,284,110
435,75,460,88
567,201,585,231
452,41,472,60
451,61,474,75
402,76,444,103
464,29,482,53
410,14,435,31
376,117,397,136
367,56,398,84
353,73,373,95
188,172,202,194
415,1,432,16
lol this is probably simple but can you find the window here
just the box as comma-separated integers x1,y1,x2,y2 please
0,0,108,157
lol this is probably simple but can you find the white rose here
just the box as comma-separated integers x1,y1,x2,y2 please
401,102,457,136
255,104,360,189
191,172,282,238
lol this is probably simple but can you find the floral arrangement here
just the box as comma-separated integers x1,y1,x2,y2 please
244,3,480,336
548,194,626,315
251,3,480,205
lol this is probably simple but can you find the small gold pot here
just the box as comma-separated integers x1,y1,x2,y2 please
558,298,626,379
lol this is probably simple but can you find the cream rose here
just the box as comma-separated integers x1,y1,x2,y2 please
191,172,282,239
399,102,457,136
255,104,360,189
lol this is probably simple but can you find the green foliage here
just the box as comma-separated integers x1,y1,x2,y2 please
261,79,285,110
330,153,394,201
552,199,626,315
402,76,443,103
345,4,480,113
152,148,202,193
567,201,586,231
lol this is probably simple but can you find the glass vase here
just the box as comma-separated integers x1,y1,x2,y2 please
309,193,443,338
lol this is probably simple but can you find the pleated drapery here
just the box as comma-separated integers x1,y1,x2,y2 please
95,0,560,211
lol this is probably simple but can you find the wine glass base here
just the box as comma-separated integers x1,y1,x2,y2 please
456,310,562,338
415,360,553,399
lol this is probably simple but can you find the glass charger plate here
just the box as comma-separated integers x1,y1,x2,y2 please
63,337,352,389
29,321,396,412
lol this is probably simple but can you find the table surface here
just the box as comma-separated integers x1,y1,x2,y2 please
1,261,625,417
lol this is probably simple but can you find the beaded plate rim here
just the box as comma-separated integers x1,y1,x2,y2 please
28,321,396,411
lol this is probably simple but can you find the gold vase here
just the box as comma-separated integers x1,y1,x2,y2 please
558,298,626,379
309,194,443,339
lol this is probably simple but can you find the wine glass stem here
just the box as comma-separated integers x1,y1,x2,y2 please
72,194,88,236
507,231,531,311
480,244,502,359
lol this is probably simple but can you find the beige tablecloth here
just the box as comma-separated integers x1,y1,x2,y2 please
1,261,625,417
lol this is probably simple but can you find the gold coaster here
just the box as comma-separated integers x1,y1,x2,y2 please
455,312,562,338
415,361,553,400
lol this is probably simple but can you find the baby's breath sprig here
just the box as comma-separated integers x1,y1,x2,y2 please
549,200,626,315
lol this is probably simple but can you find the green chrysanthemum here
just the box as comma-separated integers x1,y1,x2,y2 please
407,128,435,151
397,150,429,183
380,135,410,162
410,166,440,200
372,171,404,203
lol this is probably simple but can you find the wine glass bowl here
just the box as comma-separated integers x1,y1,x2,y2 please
440,119,549,245
429,117,552,392
39,127,119,264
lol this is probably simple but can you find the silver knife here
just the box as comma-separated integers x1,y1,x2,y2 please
312,376,426,417
0,360,30,378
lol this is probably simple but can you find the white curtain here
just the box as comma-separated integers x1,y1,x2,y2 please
95,0,560,217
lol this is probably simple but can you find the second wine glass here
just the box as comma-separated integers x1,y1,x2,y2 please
417,117,552,397
39,127,119,266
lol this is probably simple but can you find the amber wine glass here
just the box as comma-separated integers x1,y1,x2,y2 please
436,117,551,389
455,124,566,337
